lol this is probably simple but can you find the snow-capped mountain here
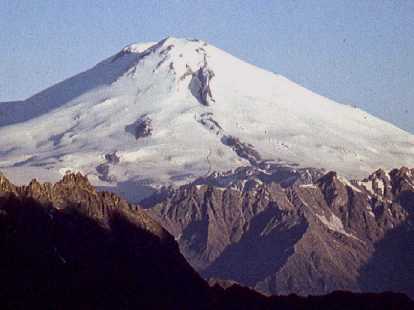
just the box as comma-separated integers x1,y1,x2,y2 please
1,37,413,201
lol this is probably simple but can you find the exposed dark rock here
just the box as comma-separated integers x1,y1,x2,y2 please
96,152,120,182
198,112,223,136
104,151,120,164
154,56,168,71
179,64,194,81
192,165,323,195
159,44,175,56
147,166,414,298
169,61,175,72
125,115,153,139
221,135,261,165
96,163,112,182
189,56,215,106
196,112,263,165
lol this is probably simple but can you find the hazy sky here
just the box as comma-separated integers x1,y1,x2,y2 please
1,1,413,133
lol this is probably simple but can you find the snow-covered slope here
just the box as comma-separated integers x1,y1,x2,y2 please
1,37,413,200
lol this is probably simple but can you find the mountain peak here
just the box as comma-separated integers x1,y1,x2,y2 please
119,37,209,58
0,38,413,201
121,41,157,54
111,36,217,106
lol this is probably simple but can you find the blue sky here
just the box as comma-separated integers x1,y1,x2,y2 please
1,0,413,133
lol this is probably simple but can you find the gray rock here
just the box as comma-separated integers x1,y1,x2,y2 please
125,115,153,139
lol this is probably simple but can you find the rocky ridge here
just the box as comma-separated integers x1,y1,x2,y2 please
0,171,210,309
1,172,413,309
146,166,414,298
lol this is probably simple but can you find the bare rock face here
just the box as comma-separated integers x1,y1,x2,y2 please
104,151,120,164
0,172,211,309
189,55,215,106
197,112,223,136
96,151,120,182
0,172,16,193
195,112,264,165
125,115,153,139
2,171,170,239
146,166,414,298
189,162,324,191
0,171,413,309
221,135,261,165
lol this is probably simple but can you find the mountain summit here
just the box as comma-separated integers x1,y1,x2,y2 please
0,37,413,200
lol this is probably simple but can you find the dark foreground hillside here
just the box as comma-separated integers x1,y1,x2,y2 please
0,172,412,309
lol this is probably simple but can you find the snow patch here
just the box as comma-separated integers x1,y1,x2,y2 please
338,176,362,193
359,181,374,195
299,184,318,189
58,167,82,176
316,212,360,240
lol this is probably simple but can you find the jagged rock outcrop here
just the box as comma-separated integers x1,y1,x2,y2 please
146,167,414,298
189,55,215,106
195,112,263,165
0,172,413,309
189,164,324,190
221,135,262,165
0,172,16,193
125,115,153,139
0,172,210,309
96,151,120,182
197,112,223,135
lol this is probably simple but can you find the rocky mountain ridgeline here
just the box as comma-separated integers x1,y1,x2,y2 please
145,166,414,298
1,170,413,309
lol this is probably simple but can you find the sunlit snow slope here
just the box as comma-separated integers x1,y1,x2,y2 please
1,37,413,200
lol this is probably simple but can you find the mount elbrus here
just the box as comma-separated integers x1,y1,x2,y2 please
0,37,413,203
1,37,414,305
